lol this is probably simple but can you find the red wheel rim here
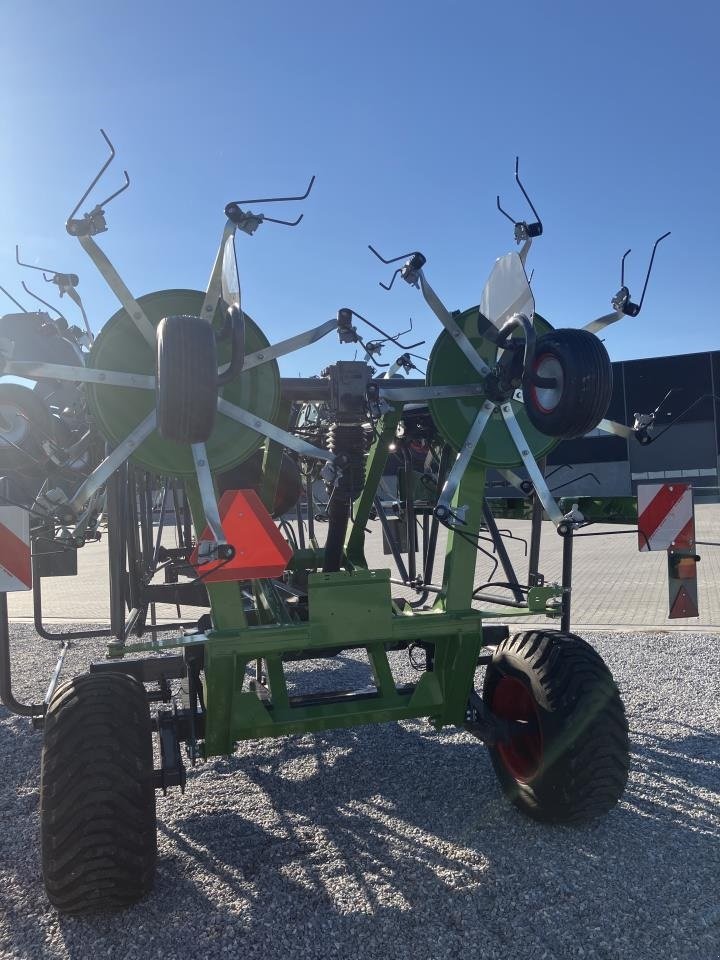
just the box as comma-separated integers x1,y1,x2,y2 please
491,676,543,782
529,353,564,414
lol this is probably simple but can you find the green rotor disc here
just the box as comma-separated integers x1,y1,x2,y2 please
426,306,559,469
87,289,280,478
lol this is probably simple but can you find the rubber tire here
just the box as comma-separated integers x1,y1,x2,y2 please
523,329,612,439
40,673,157,913
482,630,629,823
156,314,217,444
0,383,56,474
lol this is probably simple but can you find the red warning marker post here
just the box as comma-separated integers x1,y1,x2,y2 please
190,489,293,584
0,506,32,592
637,482,698,619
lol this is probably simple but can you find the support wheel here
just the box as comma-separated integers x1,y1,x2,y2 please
0,383,56,474
40,673,157,913
523,329,612,439
482,630,628,823
156,314,217,443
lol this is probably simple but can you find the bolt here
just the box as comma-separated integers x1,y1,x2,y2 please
98,373,106,381
133,311,141,320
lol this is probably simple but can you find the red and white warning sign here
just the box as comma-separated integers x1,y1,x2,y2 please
0,506,32,592
637,482,694,552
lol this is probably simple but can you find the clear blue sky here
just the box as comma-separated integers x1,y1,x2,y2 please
0,0,717,376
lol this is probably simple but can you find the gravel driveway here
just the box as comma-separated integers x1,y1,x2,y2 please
0,625,718,960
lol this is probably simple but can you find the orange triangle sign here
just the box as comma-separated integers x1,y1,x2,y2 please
190,489,293,583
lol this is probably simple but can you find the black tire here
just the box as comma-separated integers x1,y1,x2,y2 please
523,329,612,439
40,673,157,913
482,630,629,823
0,383,56,474
156,314,217,443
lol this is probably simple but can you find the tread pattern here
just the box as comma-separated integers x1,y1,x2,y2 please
156,314,217,444
524,328,613,439
40,673,157,913
483,630,629,823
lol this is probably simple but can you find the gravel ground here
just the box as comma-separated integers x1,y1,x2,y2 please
0,624,718,960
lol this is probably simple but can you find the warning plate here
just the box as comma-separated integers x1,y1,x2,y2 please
0,506,32,592
637,482,694,552
190,489,293,584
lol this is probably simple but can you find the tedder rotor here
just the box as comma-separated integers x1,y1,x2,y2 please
1,140,674,913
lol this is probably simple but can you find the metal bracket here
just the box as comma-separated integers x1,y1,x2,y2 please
69,411,158,512
418,271,491,378
191,444,226,547
499,403,563,525
435,401,495,523
77,235,156,347
217,397,335,462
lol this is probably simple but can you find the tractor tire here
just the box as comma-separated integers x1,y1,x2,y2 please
523,328,612,439
40,672,157,913
482,629,628,823
0,383,56,474
156,314,217,444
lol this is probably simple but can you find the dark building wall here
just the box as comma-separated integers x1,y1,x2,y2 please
489,349,720,500
552,349,720,500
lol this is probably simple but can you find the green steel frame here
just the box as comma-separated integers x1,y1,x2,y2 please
116,406,562,758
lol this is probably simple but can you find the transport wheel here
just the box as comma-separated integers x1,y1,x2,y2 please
523,328,612,439
0,383,56,474
482,629,629,823
40,673,157,913
156,314,217,443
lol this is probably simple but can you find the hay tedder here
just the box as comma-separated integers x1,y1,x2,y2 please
0,138,672,912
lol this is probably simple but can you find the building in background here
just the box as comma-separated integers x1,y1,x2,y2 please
526,350,719,503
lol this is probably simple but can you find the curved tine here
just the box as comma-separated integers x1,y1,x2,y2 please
393,316,415,339
21,281,67,321
496,194,517,226
97,169,130,210
368,244,419,265
15,244,53,275
514,156,543,231
226,174,316,207
67,128,116,222
379,268,401,291
357,336,390,366
263,212,304,227
620,248,632,287
350,308,425,350
636,231,671,311
0,284,27,312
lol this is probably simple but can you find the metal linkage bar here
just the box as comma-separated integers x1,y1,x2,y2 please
44,641,70,705
435,401,495,523
2,361,154,390
201,220,237,322
376,382,486,403
499,403,563,525
417,272,491,378
237,318,339,372
582,311,622,335
596,418,635,439
0,593,44,717
217,397,335,462
77,235,156,346
69,411,158,511
191,444,225,544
